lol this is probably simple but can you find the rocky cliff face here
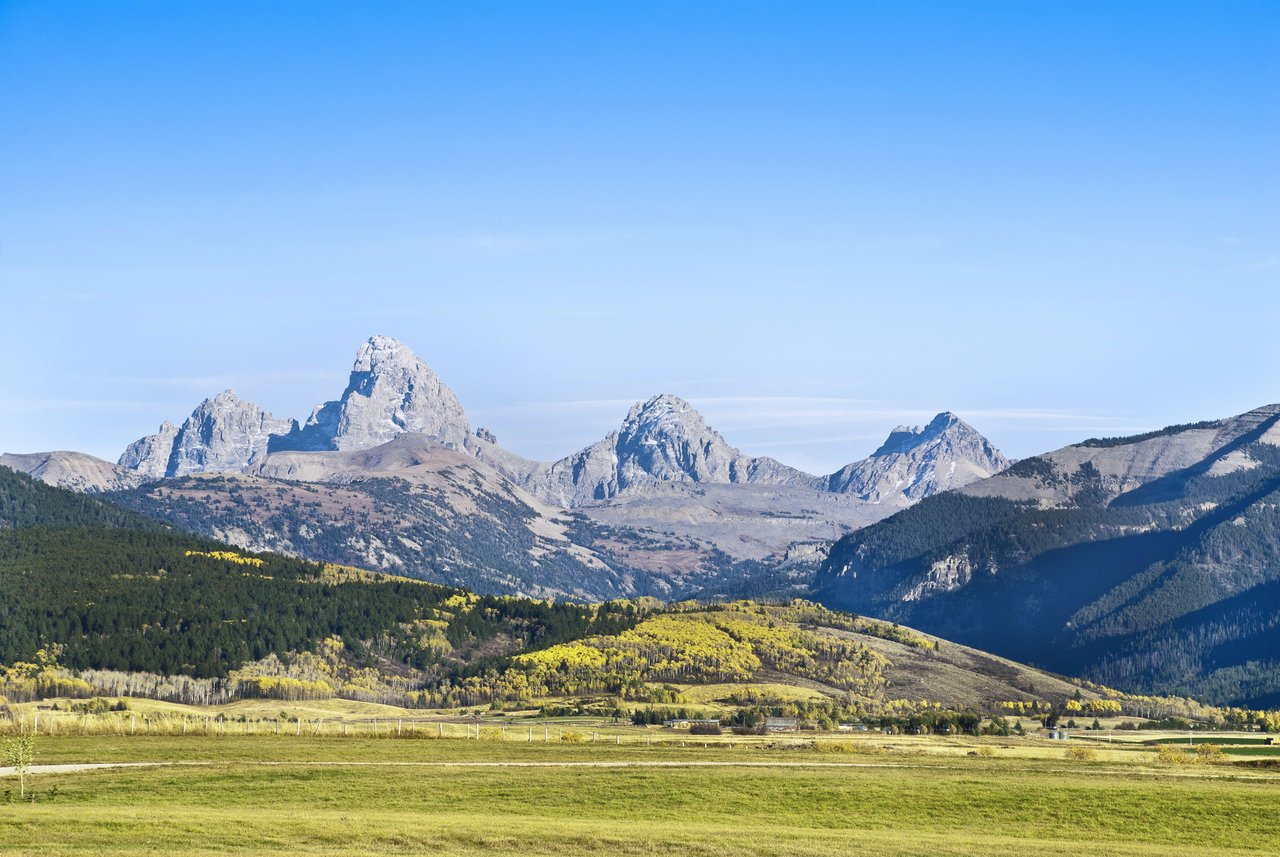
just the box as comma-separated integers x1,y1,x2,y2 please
521,400,1006,509
825,412,1010,504
118,421,180,479
523,394,822,506
116,336,473,477
283,335,472,452
118,391,291,478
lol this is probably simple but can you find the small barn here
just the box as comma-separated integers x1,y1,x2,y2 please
662,718,722,730
765,717,799,732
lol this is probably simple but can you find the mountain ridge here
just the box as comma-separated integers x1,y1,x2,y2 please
814,402,1280,706
2,336,1008,600
9,335,1007,511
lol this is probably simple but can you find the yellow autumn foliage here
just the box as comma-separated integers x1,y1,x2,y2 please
184,550,265,568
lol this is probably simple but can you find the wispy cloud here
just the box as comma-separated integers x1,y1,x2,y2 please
474,395,1141,434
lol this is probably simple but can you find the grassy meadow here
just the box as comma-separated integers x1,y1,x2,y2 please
3,719,1279,857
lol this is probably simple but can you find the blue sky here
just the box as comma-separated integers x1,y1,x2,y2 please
1,2,1277,473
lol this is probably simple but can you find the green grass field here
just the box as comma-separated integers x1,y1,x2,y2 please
3,734,1279,856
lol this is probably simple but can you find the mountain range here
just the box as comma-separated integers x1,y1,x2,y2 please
100,335,1008,507
1,335,1008,598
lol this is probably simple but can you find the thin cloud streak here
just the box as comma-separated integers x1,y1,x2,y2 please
483,396,1138,434
471,394,1154,472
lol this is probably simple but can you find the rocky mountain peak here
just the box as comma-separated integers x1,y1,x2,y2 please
619,395,723,450
521,394,822,506
351,335,421,377
614,394,742,489
873,412,967,456
116,336,474,478
118,390,291,478
326,335,471,451
271,335,473,454
827,411,1008,503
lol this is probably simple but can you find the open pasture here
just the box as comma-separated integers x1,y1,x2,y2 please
3,730,1279,857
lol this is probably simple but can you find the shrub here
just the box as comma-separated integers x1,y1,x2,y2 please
816,741,853,754
1157,745,1192,765
976,745,997,758
1064,745,1096,761
689,723,722,736
1195,743,1224,764
817,741,876,755
559,731,584,743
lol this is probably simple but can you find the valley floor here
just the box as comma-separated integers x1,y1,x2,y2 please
2,734,1278,856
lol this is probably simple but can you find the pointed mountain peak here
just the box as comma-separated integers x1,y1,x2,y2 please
624,394,707,430
829,412,1008,503
872,411,978,456
927,410,961,429
612,395,738,490
632,392,694,411
197,389,246,409
265,335,473,455
617,395,740,461
118,389,289,479
186,389,282,424
325,335,470,451
531,392,823,505
352,335,420,371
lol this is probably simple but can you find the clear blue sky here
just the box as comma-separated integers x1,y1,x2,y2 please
2,1,1277,473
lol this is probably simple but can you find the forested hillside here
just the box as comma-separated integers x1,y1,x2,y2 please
815,407,1280,707
1,464,156,529
0,465,639,698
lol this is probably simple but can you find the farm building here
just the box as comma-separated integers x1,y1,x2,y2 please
765,717,799,732
662,718,722,730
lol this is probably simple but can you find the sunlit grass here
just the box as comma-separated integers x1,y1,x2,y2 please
2,734,1278,856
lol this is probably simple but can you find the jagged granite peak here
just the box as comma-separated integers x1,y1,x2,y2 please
616,394,744,487
285,335,473,452
528,394,821,506
168,390,293,477
825,411,1009,503
118,420,180,479
169,390,294,476
118,336,474,477
117,391,291,478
